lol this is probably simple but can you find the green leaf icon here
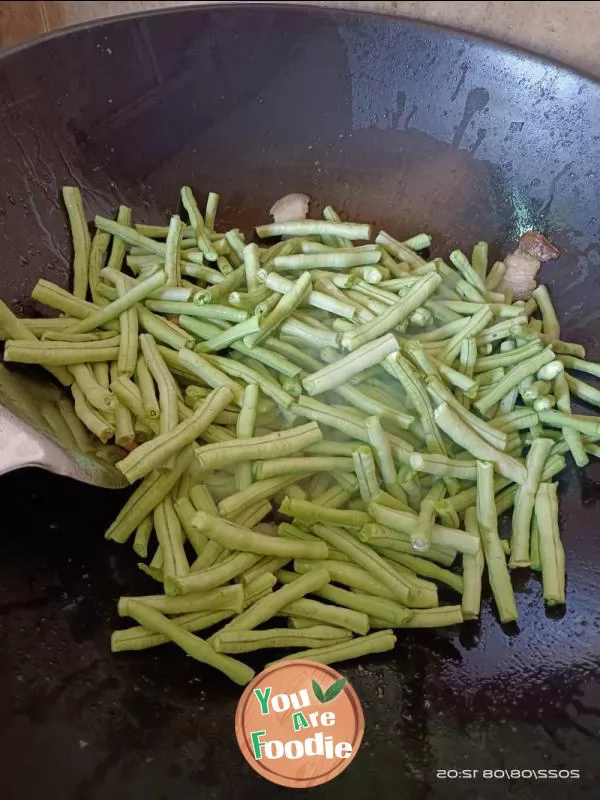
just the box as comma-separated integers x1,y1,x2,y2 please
312,679,325,703
323,677,347,703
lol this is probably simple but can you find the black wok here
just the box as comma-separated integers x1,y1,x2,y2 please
0,5,599,799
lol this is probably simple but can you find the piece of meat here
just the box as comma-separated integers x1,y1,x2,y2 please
269,193,310,223
518,231,560,262
497,230,560,300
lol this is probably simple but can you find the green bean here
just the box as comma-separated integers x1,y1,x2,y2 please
283,574,413,626
552,372,588,467
364,415,404,499
111,274,137,376
260,269,356,319
256,220,371,240
147,300,247,324
254,456,352,481
309,522,416,603
398,606,463,628
65,271,165,335
213,625,351,654
280,496,368,528
387,551,463,594
280,597,369,634
538,408,600,438
564,373,600,409
70,383,114,441
532,285,559,339
219,474,307,519
31,281,115,330
293,558,408,601
460,507,484,619
348,446,377,502
68,363,117,412
409,452,477,480
113,403,134,446
161,215,183,287
121,585,244,618
136,306,193,351
490,408,539,433
239,556,291,586
484,260,505,290
274,251,381,271
302,333,398,396
375,231,425,268
195,421,322,471
411,482,445,552
135,352,160,420
476,461,518,623
537,360,564,381
434,402,527,484
106,205,132,272
180,186,218,261
476,315,528,346
106,448,193,543
62,187,91,299
374,539,455,567
110,376,148,423
230,499,272,530
455,278,485,303
449,249,488,294
111,605,233,652
173,496,208,556
88,230,111,304
202,191,219,232
204,353,292,408
245,272,313,347
334,384,415,431
168,551,261,596
438,306,494,364
529,517,541,572
343,273,441,351
172,351,240,404
118,599,254,684
118,386,232,482
278,315,341,350
96,215,169,257
509,438,554,568
267,630,396,666
288,396,366,441
432,356,479,397
367,502,479,555
4,339,120,366
233,383,259,491
139,333,178,440
153,494,188,581
191,511,328,559
470,241,488,280
133,515,153,558
41,330,116,343
213,569,331,642
558,354,600,379
534,482,565,605
384,354,446,456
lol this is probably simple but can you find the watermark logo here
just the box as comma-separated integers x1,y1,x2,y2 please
235,659,364,788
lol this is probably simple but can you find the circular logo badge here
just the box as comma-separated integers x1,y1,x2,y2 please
235,659,364,788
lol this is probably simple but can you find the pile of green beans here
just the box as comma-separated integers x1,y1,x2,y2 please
3,183,596,684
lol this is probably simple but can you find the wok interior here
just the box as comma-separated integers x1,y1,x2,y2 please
0,6,599,796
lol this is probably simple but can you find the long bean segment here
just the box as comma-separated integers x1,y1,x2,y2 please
476,461,518,623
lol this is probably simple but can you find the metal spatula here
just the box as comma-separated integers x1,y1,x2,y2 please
0,364,128,489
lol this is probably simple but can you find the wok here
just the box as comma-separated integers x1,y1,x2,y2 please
0,4,599,799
